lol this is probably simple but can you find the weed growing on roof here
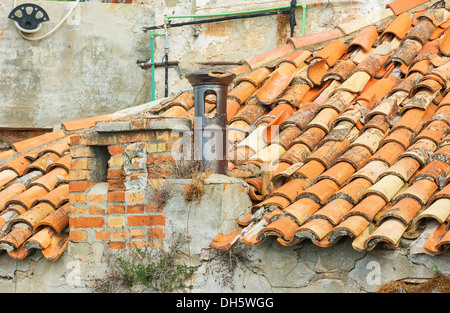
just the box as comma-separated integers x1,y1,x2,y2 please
169,159,213,203
91,233,197,293
171,159,205,179
431,263,442,276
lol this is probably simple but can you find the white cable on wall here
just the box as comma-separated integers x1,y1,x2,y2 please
12,0,81,41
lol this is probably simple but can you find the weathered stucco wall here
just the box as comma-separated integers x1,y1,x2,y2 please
0,0,392,129
0,179,448,293
0,0,156,129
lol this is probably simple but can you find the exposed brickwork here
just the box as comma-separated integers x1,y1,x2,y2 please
68,119,186,250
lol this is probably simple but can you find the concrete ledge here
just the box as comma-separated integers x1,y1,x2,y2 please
95,116,192,133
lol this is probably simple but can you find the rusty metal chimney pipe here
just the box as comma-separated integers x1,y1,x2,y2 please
186,67,236,175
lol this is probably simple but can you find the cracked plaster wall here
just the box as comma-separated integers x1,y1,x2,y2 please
0,181,448,293
0,236,448,293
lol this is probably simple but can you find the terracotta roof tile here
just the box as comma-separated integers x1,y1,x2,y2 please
284,198,321,226
24,227,54,251
312,198,354,226
327,215,371,243
12,129,65,153
289,127,326,152
0,225,33,252
260,216,299,242
412,159,450,185
291,160,326,181
347,26,379,53
47,154,72,172
323,60,357,83
295,218,335,242
30,167,68,192
0,154,31,176
254,54,310,106
385,0,429,16
210,226,246,251
382,12,413,39
34,202,70,234
0,169,18,189
297,179,340,206
398,138,437,165
315,161,356,187
25,152,61,174
307,59,330,86
5,185,49,211
383,128,415,149
62,113,123,132
397,178,439,204
439,28,450,55
40,137,70,156
364,218,408,250
345,194,387,221
0,103,124,261
0,150,16,161
40,230,69,262
268,178,306,203
287,29,344,50
304,138,350,169
331,177,373,205
31,183,69,209
8,202,55,232
311,39,347,67
244,43,294,69
349,159,390,184
419,8,450,27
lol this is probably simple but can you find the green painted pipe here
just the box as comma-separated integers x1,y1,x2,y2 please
301,3,306,36
149,4,306,101
149,32,165,101
164,3,307,35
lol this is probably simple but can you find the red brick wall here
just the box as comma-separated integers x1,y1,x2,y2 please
68,119,182,250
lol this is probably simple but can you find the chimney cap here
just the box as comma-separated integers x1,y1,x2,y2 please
186,67,236,87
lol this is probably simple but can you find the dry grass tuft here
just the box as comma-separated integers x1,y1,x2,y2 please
171,160,205,179
183,170,212,203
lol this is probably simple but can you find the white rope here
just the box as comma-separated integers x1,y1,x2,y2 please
12,0,81,41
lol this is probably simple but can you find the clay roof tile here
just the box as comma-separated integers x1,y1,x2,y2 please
12,130,65,154
381,12,413,39
347,26,379,53
287,29,344,50
385,0,429,15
